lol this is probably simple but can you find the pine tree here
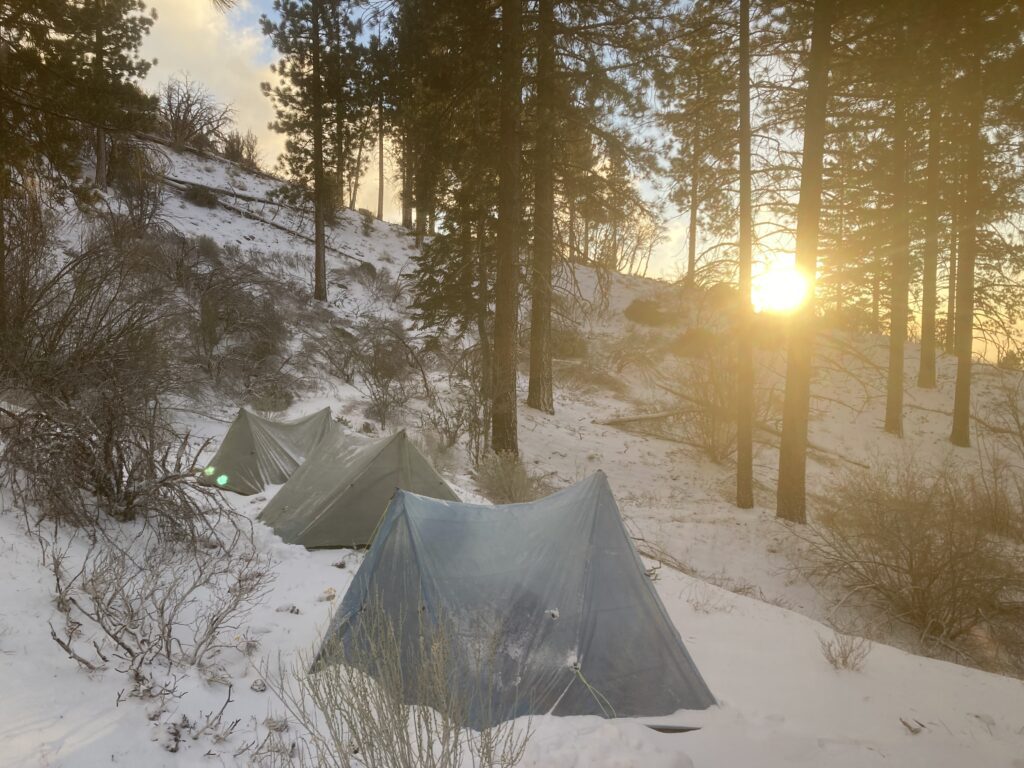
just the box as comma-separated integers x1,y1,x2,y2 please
492,0,523,454
658,1,737,287
883,11,912,438
776,0,834,524
261,0,331,302
736,0,754,509
70,0,154,189
526,0,556,416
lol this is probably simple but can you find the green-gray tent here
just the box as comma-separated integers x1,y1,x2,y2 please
258,429,459,548
199,407,335,495
313,472,715,728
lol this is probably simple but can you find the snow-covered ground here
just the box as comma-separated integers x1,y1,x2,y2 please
2,147,1023,767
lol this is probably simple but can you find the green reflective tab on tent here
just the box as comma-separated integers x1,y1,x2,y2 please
216,474,229,486
203,466,216,476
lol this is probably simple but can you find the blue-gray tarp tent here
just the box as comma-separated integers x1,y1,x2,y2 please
314,471,715,727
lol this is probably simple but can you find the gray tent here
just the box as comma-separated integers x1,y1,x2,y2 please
258,429,460,548
199,407,335,495
314,472,715,727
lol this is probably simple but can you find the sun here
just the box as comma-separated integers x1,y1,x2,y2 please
751,264,811,315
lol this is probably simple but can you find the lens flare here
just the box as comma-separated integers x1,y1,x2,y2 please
216,474,229,487
751,264,810,315
203,466,216,476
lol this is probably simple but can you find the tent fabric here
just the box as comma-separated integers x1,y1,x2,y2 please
258,429,460,548
199,407,335,495
313,472,715,728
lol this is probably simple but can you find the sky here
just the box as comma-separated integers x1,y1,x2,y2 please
141,0,685,277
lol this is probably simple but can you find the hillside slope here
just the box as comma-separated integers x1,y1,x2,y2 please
1,148,1022,768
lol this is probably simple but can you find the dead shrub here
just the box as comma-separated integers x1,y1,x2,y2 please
554,360,628,397
350,317,416,429
473,452,551,504
0,397,225,540
37,506,271,691
261,600,532,768
183,183,219,208
667,327,717,359
549,323,588,359
337,262,404,305
158,75,234,150
190,243,293,398
223,129,261,171
412,428,458,477
108,140,166,229
801,458,1024,658
648,333,777,464
0,210,181,402
623,297,673,327
818,632,872,671
605,329,664,383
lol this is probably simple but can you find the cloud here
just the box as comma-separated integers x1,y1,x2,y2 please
140,0,402,220
142,0,283,165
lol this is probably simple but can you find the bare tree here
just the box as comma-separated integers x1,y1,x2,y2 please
157,76,234,150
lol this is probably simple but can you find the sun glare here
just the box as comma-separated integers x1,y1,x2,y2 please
751,264,811,315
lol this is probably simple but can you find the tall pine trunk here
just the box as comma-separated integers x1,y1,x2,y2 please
951,58,984,448
335,113,345,211
401,142,413,229
736,0,754,509
884,65,910,437
477,215,493,456
0,168,7,348
776,0,833,523
377,100,385,220
311,0,327,302
93,2,107,190
492,0,522,454
527,0,555,415
348,133,364,209
415,172,427,248
686,141,699,288
945,170,959,352
918,85,940,388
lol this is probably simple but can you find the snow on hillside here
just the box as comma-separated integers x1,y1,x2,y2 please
2,147,1023,768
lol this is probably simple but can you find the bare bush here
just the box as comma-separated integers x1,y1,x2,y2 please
337,262,404,305
51,527,269,673
819,632,872,671
183,183,219,208
1,397,230,540
350,317,415,429
358,208,374,237
549,323,588,360
554,359,628,397
262,601,532,768
36,507,270,688
189,242,294,403
800,457,1024,658
0,215,184,404
418,358,487,451
223,129,261,171
623,297,673,327
605,329,664,384
473,452,552,504
644,332,777,464
157,76,234,150
108,140,166,229
412,429,458,477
